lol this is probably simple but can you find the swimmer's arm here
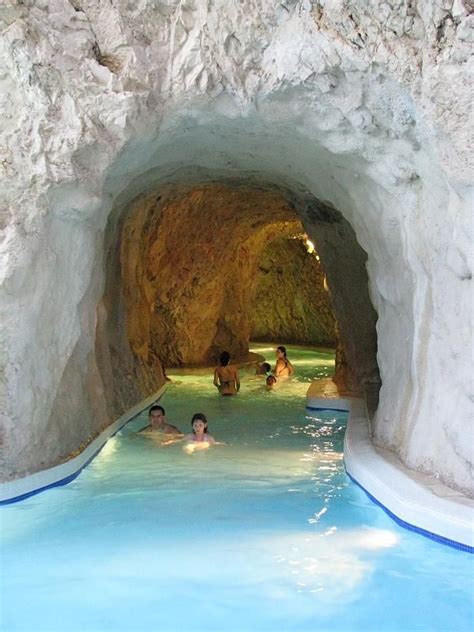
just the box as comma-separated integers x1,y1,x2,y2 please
213,369,220,388
235,370,240,392
160,434,184,446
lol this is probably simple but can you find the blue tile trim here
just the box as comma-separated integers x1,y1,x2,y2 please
345,467,474,554
1,392,163,506
306,406,349,413
0,471,82,505
0,441,109,505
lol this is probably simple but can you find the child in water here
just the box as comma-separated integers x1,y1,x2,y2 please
183,413,216,453
255,361,271,376
266,375,277,390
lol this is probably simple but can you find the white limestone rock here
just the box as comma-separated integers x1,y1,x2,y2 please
0,0,472,493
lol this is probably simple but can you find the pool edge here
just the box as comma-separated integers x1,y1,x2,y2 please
307,390,474,552
0,385,166,505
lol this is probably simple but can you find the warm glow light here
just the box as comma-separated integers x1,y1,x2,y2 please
305,238,315,254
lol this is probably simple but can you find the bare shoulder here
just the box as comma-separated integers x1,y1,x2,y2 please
164,423,182,434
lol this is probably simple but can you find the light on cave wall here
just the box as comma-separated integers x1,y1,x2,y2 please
305,238,315,254
292,234,328,290
291,232,318,256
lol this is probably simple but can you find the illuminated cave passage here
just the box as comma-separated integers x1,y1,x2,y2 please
2,2,471,497
249,233,336,347
97,182,378,421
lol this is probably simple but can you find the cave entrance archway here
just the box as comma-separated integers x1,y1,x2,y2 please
3,4,471,496
8,76,467,494
98,176,379,422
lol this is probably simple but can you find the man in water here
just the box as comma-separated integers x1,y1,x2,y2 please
140,405,182,435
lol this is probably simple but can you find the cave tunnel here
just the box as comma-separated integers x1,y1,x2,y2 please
0,102,431,483
2,6,473,624
98,174,380,428
4,76,470,496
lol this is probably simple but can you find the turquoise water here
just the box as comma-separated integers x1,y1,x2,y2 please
1,344,472,632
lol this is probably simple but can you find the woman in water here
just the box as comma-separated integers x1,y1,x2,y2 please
213,351,240,396
183,413,216,453
274,345,294,378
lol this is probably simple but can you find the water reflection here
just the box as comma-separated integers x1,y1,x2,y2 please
270,529,399,598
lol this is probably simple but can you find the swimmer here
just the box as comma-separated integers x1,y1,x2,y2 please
213,351,240,396
255,361,271,376
266,375,277,390
139,405,183,443
274,345,294,378
183,413,216,454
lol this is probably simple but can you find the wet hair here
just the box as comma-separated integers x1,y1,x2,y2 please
191,412,208,432
219,351,230,366
276,345,289,368
262,362,271,373
266,375,277,385
149,404,165,416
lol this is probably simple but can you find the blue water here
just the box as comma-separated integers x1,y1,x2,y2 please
1,344,473,632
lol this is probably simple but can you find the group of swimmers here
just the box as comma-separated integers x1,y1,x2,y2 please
214,345,294,394
142,346,294,451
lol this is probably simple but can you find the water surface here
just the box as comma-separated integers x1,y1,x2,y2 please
1,344,472,631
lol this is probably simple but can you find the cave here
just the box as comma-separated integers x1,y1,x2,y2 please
1,1,471,499
97,179,377,421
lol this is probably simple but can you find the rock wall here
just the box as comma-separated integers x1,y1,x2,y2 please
98,181,367,419
0,1,472,493
301,202,380,391
250,235,336,346
117,183,302,367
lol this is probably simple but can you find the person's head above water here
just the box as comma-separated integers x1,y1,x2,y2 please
276,346,287,359
149,405,165,426
266,375,277,388
191,412,208,434
219,351,230,366
256,362,271,375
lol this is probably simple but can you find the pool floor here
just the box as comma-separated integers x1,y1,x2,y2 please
1,344,473,631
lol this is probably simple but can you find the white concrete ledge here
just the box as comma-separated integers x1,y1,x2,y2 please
0,385,166,505
307,383,474,552
3,381,473,552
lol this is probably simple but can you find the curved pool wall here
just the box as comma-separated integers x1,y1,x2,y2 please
2,379,472,553
0,385,166,505
306,386,474,552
